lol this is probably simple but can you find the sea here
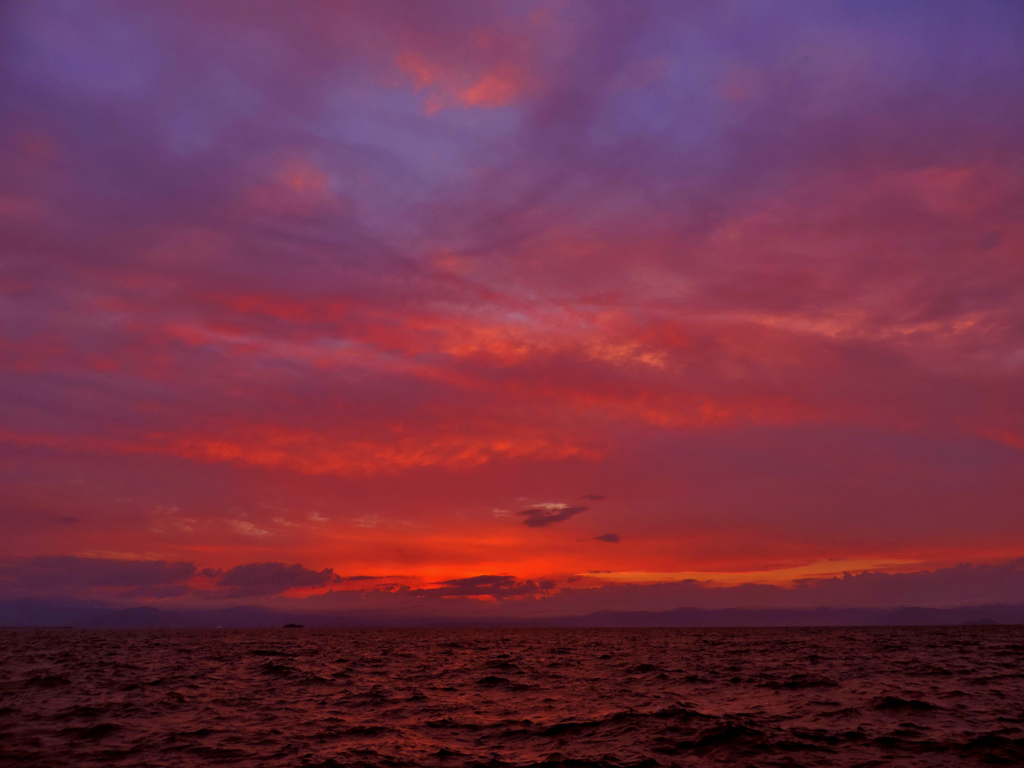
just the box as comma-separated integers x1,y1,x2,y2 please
1,626,1022,767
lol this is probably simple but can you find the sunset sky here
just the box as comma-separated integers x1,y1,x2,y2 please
2,1,1023,614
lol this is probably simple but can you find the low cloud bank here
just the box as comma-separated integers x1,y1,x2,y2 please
0,557,337,600
0,556,196,599
2,556,1024,614
215,562,340,597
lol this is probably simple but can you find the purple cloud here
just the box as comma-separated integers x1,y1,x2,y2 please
518,505,588,528
2,556,1024,617
0,0,1022,605
0,556,196,599
216,562,340,597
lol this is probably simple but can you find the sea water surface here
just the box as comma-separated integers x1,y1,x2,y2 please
1,626,1022,766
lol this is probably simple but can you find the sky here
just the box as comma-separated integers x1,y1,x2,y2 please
1,0,1023,615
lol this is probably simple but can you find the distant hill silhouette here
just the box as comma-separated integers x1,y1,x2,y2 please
2,599,1023,628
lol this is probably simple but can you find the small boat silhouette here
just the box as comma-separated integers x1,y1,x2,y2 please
282,623,304,628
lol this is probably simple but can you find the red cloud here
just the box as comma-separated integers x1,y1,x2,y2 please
1,0,1022,603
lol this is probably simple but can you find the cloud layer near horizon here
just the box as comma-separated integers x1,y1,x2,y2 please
3,555,1024,614
1,1,1023,606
